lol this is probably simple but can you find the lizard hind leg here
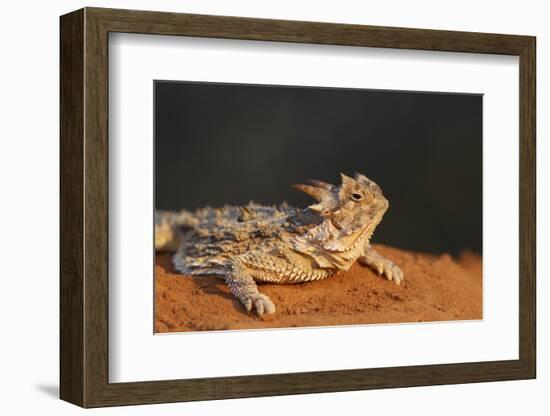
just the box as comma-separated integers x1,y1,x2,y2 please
225,260,276,317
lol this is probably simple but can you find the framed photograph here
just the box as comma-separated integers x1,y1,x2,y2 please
60,7,536,407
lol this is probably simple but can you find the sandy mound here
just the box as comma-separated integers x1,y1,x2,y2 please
155,244,482,332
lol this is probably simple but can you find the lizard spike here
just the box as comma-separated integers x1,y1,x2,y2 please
354,172,367,182
307,203,325,213
305,179,333,191
292,183,332,203
340,172,356,187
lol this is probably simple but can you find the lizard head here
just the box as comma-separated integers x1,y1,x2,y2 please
291,173,389,269
293,172,389,238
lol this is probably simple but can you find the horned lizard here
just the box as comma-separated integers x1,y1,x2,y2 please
155,173,404,316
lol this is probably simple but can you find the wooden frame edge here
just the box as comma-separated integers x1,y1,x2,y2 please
60,7,536,408
518,36,536,379
60,8,85,407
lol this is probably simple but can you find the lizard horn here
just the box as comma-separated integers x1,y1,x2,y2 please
292,183,332,202
340,172,355,187
305,179,334,191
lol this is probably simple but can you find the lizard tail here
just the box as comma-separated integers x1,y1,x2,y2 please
154,210,196,252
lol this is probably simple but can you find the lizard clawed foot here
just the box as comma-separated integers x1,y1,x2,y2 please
374,258,404,285
242,293,276,317
359,255,404,285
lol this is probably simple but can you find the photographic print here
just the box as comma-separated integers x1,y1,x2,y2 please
154,81,482,333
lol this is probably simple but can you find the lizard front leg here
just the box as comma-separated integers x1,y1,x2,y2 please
358,243,404,285
226,258,276,316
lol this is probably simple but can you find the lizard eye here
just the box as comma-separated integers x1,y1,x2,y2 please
350,192,364,201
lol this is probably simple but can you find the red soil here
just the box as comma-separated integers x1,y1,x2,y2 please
155,244,482,332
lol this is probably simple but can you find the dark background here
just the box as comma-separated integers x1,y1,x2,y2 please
155,81,482,255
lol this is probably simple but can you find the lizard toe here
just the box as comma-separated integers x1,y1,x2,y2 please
242,298,253,313
252,294,276,317
393,267,404,285
385,263,404,285
385,267,394,282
